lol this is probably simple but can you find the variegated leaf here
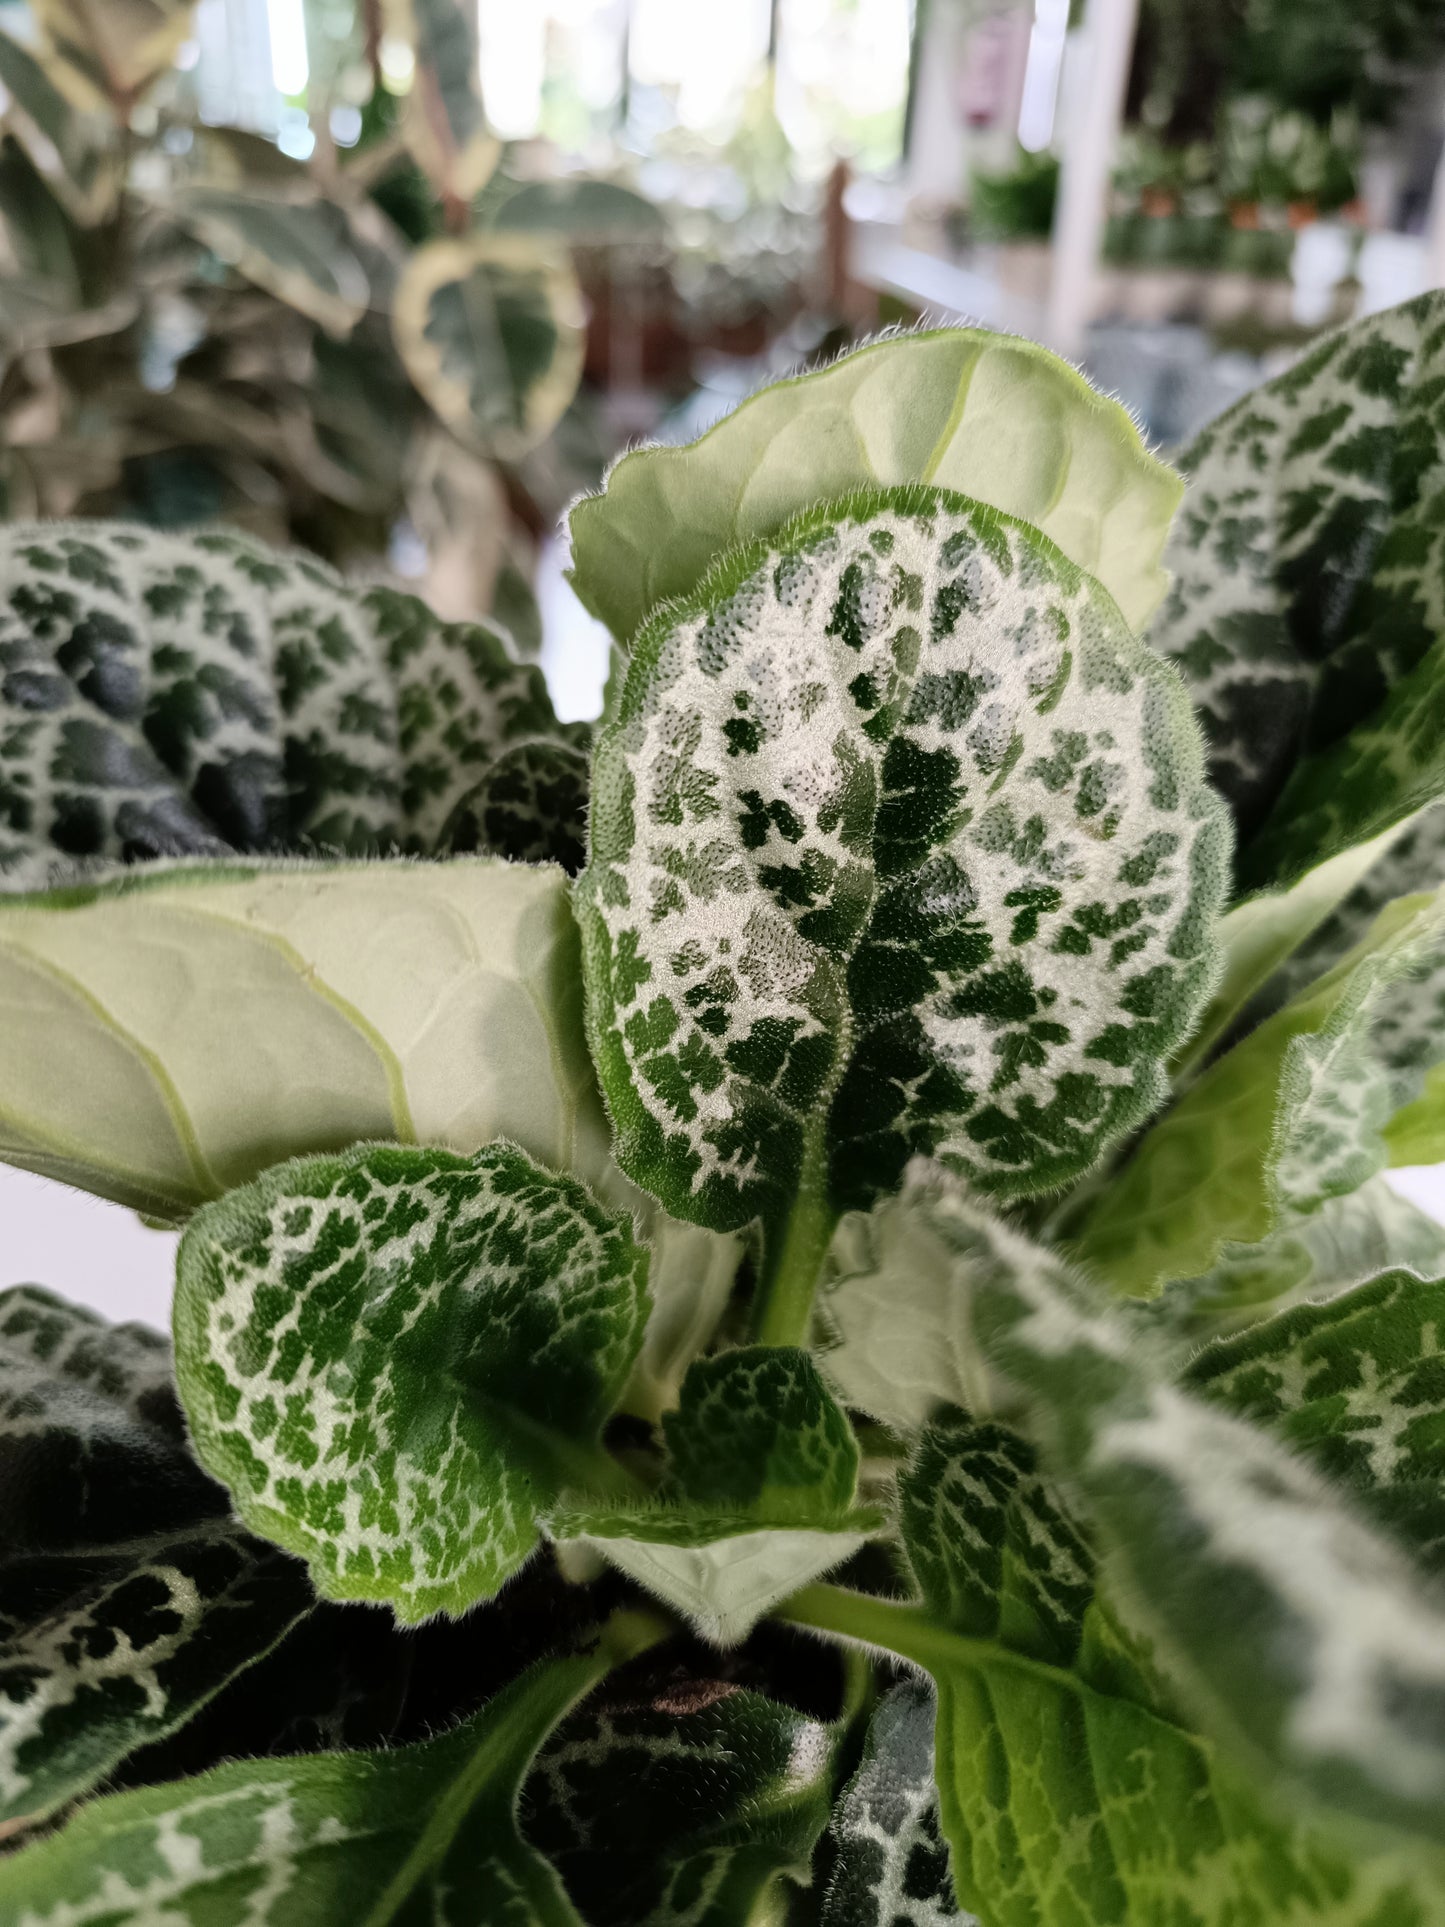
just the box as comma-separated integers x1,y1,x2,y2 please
440,738,589,872
392,235,586,461
0,1287,311,1826
0,1612,664,1924
1185,1266,1445,1574
174,1143,650,1621
524,1681,836,1925
0,856,612,1219
1155,292,1445,885
821,1681,969,1927
568,327,1184,645
33,0,193,112
578,487,1227,1297
785,1403,1445,1925
169,190,370,336
556,1348,878,1645
389,0,500,202
1075,890,1445,1296
0,521,579,888
949,1192,1445,1845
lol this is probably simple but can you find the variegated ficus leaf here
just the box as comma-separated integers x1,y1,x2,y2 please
557,1346,878,1645
578,485,1227,1324
387,0,500,203
0,856,612,1218
524,1679,836,1925
0,521,578,887
0,1611,664,1925
784,1400,1445,1924
1154,291,1445,884
951,1192,1445,1847
569,327,1184,645
174,1142,650,1621
0,1286,311,1826
821,1681,967,1927
1075,888,1445,1296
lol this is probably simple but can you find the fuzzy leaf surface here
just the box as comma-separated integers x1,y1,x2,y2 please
788,1404,1445,1924
1184,1266,1445,1573
0,1614,663,1925
1076,890,1445,1296
0,521,578,887
1155,291,1445,871
953,1194,1445,1845
0,856,610,1218
174,1143,650,1621
557,1348,876,1644
0,1286,311,1825
568,327,1183,642
579,486,1226,1246
821,1680,969,1927
440,738,589,873
524,1682,835,1925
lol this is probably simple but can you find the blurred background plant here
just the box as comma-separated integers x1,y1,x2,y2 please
0,0,668,629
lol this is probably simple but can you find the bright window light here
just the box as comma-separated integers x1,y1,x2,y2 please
479,9,547,139
1017,0,1069,153
266,0,309,98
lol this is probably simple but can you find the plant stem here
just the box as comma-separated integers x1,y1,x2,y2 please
751,1133,838,1348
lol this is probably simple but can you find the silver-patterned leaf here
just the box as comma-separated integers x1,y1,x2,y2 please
524,1682,836,1925
578,486,1227,1275
0,1287,311,1826
1155,291,1445,881
174,1142,650,1622
821,1681,970,1927
1076,889,1445,1296
0,521,579,888
0,1612,664,1924
949,1189,1445,1845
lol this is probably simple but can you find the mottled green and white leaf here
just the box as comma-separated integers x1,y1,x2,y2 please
0,521,577,884
0,856,610,1218
0,1287,311,1826
391,0,499,201
1076,890,1445,1296
1155,291,1445,872
175,1143,650,1621
956,1192,1445,1844
0,1612,664,1924
559,1348,877,1644
821,1680,968,1927
440,738,589,872
786,1402,1445,1924
580,487,1227,1294
569,326,1184,645
525,1681,836,1925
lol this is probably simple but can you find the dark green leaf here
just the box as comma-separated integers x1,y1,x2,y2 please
440,739,589,872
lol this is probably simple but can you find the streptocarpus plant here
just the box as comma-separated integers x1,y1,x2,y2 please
5,301,1445,1923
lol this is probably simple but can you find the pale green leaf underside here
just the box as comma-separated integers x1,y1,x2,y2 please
0,1286,311,1824
1154,290,1445,879
0,520,578,889
579,486,1226,1238
1076,890,1445,1297
555,1346,876,1644
815,1166,990,1433
0,1616,663,1926
951,1193,1445,1847
568,326,1184,642
174,1142,650,1622
0,856,612,1219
